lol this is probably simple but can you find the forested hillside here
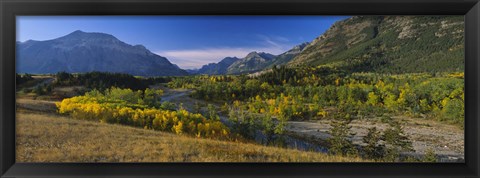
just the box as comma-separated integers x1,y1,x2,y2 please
289,16,464,73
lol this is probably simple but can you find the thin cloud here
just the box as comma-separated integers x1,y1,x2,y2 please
155,46,290,69
257,34,290,49
156,35,294,69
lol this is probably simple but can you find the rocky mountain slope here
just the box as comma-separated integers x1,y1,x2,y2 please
226,52,276,74
194,57,240,75
17,30,188,76
265,42,309,69
289,16,464,73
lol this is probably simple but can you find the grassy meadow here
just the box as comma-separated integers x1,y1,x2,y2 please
16,111,365,162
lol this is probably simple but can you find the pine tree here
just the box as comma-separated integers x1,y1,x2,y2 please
362,127,385,160
382,121,414,162
327,120,358,157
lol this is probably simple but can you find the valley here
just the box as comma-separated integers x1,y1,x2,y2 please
16,68,464,162
15,15,465,162
149,87,464,162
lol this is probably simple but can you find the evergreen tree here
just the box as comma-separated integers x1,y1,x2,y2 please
327,120,358,157
382,121,414,161
362,127,385,160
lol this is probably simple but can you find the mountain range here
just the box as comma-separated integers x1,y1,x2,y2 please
17,16,464,76
193,16,463,75
191,57,240,75
17,30,188,76
193,43,309,75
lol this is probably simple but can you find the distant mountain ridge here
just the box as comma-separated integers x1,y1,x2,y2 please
226,51,276,74
17,30,188,76
194,43,308,75
193,57,240,75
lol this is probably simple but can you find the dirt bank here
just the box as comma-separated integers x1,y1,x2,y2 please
285,117,464,161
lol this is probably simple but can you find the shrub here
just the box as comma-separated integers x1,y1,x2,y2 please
160,102,177,111
16,73,34,85
56,88,230,139
422,148,437,162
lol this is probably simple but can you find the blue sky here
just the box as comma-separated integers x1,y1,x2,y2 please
17,16,348,69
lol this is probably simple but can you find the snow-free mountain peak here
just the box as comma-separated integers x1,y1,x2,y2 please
17,31,187,76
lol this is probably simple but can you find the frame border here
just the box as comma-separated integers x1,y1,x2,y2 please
1,0,479,177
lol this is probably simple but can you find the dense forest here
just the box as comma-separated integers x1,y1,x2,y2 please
169,66,464,127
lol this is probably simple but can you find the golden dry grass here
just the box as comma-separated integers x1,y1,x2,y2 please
16,111,366,163
16,98,57,113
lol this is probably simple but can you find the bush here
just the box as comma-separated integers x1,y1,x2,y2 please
34,85,45,95
422,148,437,162
22,88,32,93
440,98,464,126
160,102,177,111
56,88,230,139
16,73,34,85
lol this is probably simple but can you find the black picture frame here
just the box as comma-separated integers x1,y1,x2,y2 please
1,0,479,177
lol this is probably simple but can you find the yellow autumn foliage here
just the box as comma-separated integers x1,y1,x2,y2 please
56,93,230,139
